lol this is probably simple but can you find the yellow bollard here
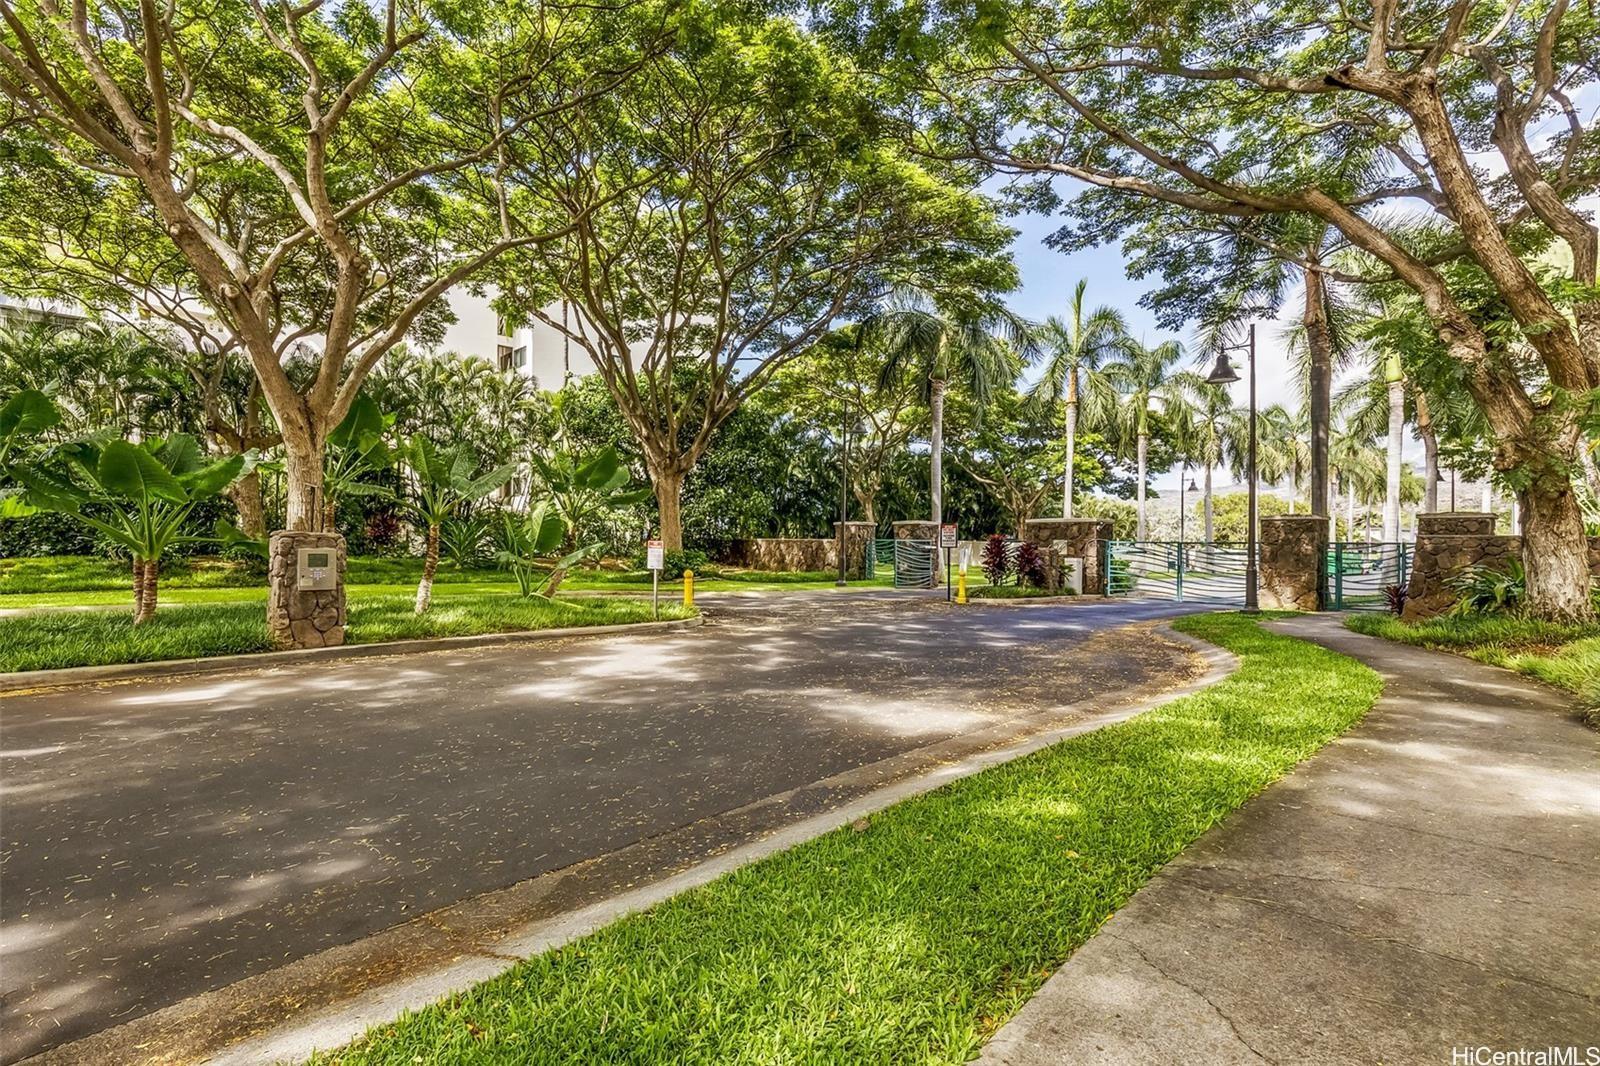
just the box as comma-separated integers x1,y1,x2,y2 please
683,569,695,609
957,570,967,604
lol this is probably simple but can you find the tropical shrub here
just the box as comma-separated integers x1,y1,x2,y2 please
1384,583,1408,616
6,405,252,622
1448,559,1525,616
441,512,496,569
1014,541,1046,588
400,435,515,614
981,534,1011,585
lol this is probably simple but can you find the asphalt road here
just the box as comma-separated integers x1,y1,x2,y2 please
0,592,1198,1061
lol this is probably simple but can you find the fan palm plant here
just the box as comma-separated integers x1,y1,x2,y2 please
866,288,1034,525
1029,281,1126,517
1098,338,1190,539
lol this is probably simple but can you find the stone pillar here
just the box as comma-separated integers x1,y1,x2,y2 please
833,521,876,580
1402,514,1522,621
267,531,347,649
1023,517,1114,595
1258,515,1328,611
892,520,941,586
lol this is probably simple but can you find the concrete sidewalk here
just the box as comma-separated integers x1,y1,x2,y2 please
978,613,1600,1066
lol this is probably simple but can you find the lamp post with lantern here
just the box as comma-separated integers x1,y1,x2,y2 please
1204,323,1259,613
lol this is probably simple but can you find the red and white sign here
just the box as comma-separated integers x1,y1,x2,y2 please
939,524,958,549
646,539,665,571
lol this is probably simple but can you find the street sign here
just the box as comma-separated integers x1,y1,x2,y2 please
939,524,958,549
646,539,665,571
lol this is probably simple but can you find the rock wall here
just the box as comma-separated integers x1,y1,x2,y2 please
1400,512,1600,620
1258,515,1327,611
267,531,347,649
1023,517,1113,595
722,525,874,576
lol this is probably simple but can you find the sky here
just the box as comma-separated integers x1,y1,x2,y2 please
1002,207,1303,498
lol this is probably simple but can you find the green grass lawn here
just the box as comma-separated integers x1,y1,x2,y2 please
0,593,695,674
1345,612,1600,725
313,612,1381,1066
0,556,892,609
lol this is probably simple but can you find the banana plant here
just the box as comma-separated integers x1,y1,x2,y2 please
496,501,603,597
322,393,394,533
0,388,62,516
528,445,653,550
8,408,253,622
401,435,515,613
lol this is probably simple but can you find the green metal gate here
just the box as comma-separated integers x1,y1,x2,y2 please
1105,540,1252,604
893,538,936,588
1328,542,1410,611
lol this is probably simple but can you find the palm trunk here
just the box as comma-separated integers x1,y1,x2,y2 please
652,465,685,552
930,377,945,525
1304,265,1332,519
1416,393,1440,513
131,557,147,623
1346,481,1356,539
1062,372,1077,518
1135,430,1148,540
540,567,568,597
136,557,159,624
1203,465,1214,543
323,497,339,535
415,523,439,614
1384,374,1404,542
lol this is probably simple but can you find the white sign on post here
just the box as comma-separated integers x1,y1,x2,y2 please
646,539,665,571
939,524,958,549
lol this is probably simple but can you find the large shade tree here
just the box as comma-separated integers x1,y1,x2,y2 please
836,0,1600,620
492,13,1014,549
0,0,666,543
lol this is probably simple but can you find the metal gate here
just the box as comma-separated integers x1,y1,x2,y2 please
1106,540,1253,604
1328,542,1410,611
893,538,936,588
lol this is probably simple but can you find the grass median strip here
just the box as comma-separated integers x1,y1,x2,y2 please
0,594,695,673
1345,612,1600,724
314,612,1381,1066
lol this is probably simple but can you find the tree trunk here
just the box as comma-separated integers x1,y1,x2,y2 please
229,469,267,539
930,377,945,525
652,466,685,552
283,432,326,533
1519,461,1594,622
1304,266,1332,518
323,497,339,536
1203,465,1214,543
415,523,439,614
1063,373,1078,518
1384,373,1404,542
1135,430,1148,540
1346,481,1356,539
540,567,567,597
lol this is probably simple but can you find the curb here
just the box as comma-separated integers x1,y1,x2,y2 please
0,614,705,696
25,620,1236,1066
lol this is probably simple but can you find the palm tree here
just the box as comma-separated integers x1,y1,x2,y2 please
868,289,1033,525
1334,351,1409,542
1099,338,1189,539
1257,404,1313,512
1178,383,1249,542
1329,429,1385,539
1029,282,1126,517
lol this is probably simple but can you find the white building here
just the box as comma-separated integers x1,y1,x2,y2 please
433,290,596,389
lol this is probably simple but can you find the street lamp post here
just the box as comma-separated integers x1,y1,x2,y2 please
1205,323,1259,612
1178,468,1199,543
